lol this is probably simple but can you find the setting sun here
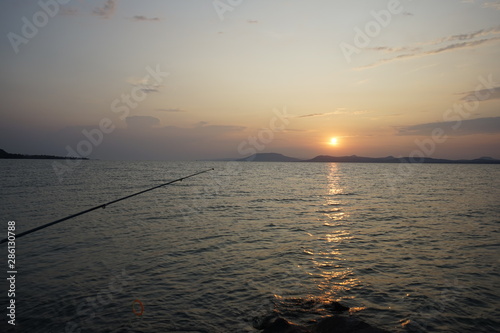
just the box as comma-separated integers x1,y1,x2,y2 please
329,137,339,145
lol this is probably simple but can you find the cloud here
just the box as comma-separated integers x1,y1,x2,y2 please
359,26,500,69
140,87,160,94
60,7,78,16
126,76,162,94
367,46,421,53
298,112,333,118
297,109,370,118
247,20,258,24
360,37,500,69
92,0,118,19
126,116,160,129
198,124,245,132
156,108,187,113
461,87,500,101
483,1,500,10
355,78,370,85
403,63,438,74
196,121,209,127
366,46,421,53
461,1,500,9
398,117,500,136
131,15,161,22
430,26,500,45
191,121,245,132
428,36,500,54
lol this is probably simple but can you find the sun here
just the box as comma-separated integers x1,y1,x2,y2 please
329,137,339,145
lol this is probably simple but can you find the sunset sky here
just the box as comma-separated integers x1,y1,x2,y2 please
1,0,499,160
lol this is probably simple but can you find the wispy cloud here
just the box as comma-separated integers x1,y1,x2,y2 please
131,15,161,22
428,36,500,53
127,76,162,94
359,26,500,69
398,117,500,136
366,46,421,53
298,112,334,118
461,87,500,101
403,63,438,75
482,1,500,10
60,7,78,16
462,0,500,10
92,0,118,19
140,87,160,94
298,109,370,118
355,78,370,85
126,116,161,129
247,20,258,24
156,108,187,113
428,26,500,45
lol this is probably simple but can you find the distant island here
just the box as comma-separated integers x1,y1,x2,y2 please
236,152,303,162
219,153,500,164
0,148,88,160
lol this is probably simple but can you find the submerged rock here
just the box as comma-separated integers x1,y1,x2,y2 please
253,315,312,333
252,299,389,333
312,316,390,333
324,301,350,313
253,314,390,333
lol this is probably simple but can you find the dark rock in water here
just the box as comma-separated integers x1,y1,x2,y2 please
253,314,390,333
253,299,389,333
265,317,312,333
324,301,350,313
253,315,312,333
312,316,390,333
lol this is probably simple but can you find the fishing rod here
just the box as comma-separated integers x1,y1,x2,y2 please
0,168,214,245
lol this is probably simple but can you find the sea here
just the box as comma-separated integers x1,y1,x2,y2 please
0,160,499,332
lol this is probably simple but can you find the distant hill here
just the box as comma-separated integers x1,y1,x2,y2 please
213,152,499,164
0,148,87,160
306,155,396,163
236,153,302,162
304,155,500,164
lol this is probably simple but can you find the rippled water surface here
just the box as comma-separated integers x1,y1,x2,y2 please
0,160,499,332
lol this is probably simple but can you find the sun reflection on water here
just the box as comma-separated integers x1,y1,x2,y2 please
312,164,359,302
272,164,362,320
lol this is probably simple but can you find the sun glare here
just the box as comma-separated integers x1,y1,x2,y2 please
329,137,339,145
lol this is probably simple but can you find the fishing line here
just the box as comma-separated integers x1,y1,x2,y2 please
0,168,214,245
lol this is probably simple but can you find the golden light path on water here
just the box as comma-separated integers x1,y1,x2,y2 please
277,163,366,317
317,164,360,304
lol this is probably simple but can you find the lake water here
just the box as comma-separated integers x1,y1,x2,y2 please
0,160,499,332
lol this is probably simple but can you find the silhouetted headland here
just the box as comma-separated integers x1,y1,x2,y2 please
237,153,303,162
0,148,88,160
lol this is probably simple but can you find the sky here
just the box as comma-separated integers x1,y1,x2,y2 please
0,0,499,160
